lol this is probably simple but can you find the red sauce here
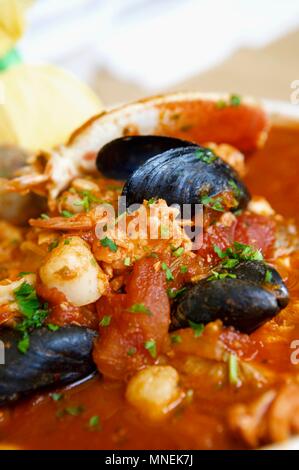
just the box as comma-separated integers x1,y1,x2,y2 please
1,124,299,450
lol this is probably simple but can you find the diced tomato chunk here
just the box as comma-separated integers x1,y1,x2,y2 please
197,212,276,263
197,221,237,263
234,213,276,258
93,257,170,379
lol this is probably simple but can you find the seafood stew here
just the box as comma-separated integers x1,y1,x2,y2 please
0,94,299,450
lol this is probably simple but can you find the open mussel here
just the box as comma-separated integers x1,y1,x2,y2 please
122,146,250,212
0,326,97,405
171,261,289,334
96,135,193,180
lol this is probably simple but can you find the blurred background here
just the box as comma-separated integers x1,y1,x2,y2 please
18,0,299,106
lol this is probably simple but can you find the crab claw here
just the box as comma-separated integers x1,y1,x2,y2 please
1,92,269,203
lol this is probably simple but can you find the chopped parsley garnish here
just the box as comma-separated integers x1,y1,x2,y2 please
14,282,49,353
264,269,273,284
148,197,157,205
200,195,225,212
180,265,188,273
100,236,118,252
172,246,184,258
195,149,217,164
128,303,153,316
214,242,263,264
144,339,157,358
50,393,64,402
221,259,239,269
61,210,74,218
170,334,182,344
89,415,101,430
127,347,137,357
58,405,85,417
74,190,103,212
167,287,187,299
17,334,30,354
228,180,241,198
216,94,242,109
228,353,239,385
47,323,60,331
64,238,71,245
208,271,237,281
161,262,174,282
210,242,264,282
18,271,33,277
14,282,40,317
230,94,242,107
188,320,204,338
99,315,112,327
40,213,50,220
48,239,59,252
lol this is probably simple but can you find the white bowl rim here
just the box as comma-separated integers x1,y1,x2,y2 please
256,98,299,451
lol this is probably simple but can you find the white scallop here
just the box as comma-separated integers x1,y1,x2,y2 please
39,236,107,307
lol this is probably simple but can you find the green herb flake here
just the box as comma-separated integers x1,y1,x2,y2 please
61,210,74,218
14,282,41,317
180,265,188,273
264,269,273,284
230,94,242,107
167,287,187,299
47,323,60,332
221,259,239,269
170,334,182,344
208,271,237,281
89,415,101,430
228,353,239,385
127,347,137,357
14,282,49,353
99,315,112,327
195,149,217,164
147,197,157,205
48,239,59,252
228,180,241,198
161,262,174,282
40,213,50,220
18,271,33,277
144,339,157,359
128,303,152,316
213,242,264,266
17,333,30,354
64,405,84,417
50,393,64,402
63,238,71,245
74,190,104,212
200,195,225,212
188,320,204,338
100,236,118,253
172,247,184,258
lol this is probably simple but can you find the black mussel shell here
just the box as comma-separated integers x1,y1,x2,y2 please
0,326,97,405
122,146,250,212
228,261,289,308
170,261,289,334
96,135,193,180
